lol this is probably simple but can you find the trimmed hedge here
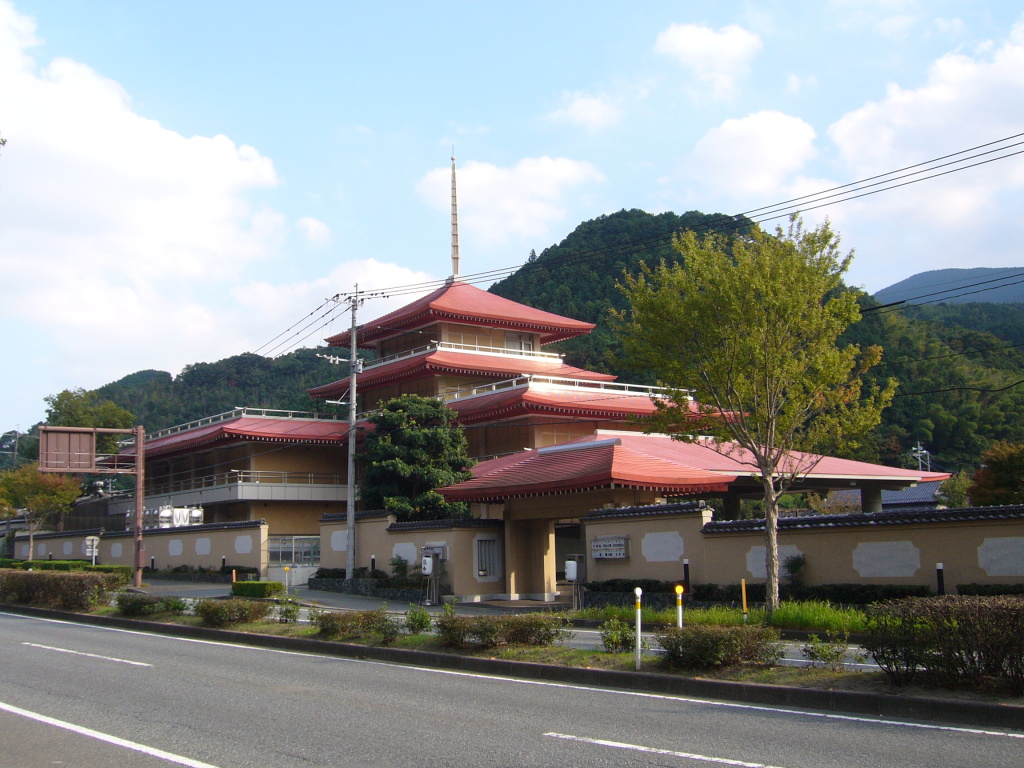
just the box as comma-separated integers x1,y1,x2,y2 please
309,606,401,645
115,592,187,617
689,582,930,605
193,598,271,627
656,625,782,668
434,606,571,649
957,583,1024,597
0,569,123,610
230,581,284,598
866,596,1024,694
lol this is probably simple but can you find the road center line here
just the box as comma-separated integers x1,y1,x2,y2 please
0,700,221,768
22,642,152,667
546,732,790,768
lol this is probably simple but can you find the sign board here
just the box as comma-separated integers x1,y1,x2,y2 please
85,536,100,556
591,536,629,560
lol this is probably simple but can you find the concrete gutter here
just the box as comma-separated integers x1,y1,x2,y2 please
3,603,1021,732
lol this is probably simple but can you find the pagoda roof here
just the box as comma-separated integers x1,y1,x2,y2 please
439,432,947,503
443,379,678,423
325,280,595,348
308,350,615,399
440,436,738,502
124,412,348,459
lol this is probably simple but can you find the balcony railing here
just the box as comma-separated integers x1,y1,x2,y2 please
442,374,684,403
143,470,344,497
365,340,563,371
149,407,344,441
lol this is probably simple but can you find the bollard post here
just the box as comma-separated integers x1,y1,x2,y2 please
741,579,749,624
683,559,690,595
634,587,643,671
936,563,945,596
675,584,684,628
232,569,236,583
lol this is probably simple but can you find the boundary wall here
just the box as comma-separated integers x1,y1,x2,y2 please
14,521,269,577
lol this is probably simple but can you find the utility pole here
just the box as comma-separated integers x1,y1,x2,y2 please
912,442,931,472
345,285,364,578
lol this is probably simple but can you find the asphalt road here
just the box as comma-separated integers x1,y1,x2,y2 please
2,610,1022,768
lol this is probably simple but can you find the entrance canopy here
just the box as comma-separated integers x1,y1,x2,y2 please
441,435,738,502
440,431,947,503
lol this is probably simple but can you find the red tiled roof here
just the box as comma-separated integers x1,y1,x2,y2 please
441,437,737,502
308,350,616,399
325,281,595,348
129,417,349,459
445,384,669,423
440,432,947,502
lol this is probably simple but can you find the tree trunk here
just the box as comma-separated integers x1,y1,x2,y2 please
762,480,781,622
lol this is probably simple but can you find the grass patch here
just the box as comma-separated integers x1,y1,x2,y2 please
568,601,867,633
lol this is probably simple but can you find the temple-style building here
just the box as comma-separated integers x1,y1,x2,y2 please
90,157,967,598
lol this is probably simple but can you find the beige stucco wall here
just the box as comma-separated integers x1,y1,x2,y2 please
17,524,269,577
581,512,1024,589
700,518,1024,588
584,510,711,583
320,517,506,597
251,444,345,474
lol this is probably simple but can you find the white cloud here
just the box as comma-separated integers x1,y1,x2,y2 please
654,23,762,97
687,111,818,199
786,74,818,93
416,157,605,244
0,1,330,423
295,217,332,246
877,14,917,39
828,24,1024,225
547,91,622,129
826,20,1024,290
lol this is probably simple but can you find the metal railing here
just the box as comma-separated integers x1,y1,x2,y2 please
442,374,682,403
149,407,344,441
365,340,562,371
143,470,344,497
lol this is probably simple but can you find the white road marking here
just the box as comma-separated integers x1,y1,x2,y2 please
0,700,222,768
5,611,1023,740
546,732,790,768
22,642,152,667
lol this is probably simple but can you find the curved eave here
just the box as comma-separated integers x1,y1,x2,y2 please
441,477,734,504
327,309,595,349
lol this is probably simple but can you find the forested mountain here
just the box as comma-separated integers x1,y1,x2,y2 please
874,267,1024,305
489,209,754,380
93,349,347,431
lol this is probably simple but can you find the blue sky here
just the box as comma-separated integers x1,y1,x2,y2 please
2,1,1024,429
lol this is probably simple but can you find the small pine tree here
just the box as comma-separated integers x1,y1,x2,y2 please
359,395,475,521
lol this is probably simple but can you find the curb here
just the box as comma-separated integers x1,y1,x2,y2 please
3,603,1021,731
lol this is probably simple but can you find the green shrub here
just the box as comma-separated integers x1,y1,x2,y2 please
276,597,300,624
312,568,347,580
599,617,646,653
230,581,284,598
801,632,852,670
405,603,431,634
193,598,271,627
0,569,122,610
116,593,187,617
957,583,1024,597
309,608,360,637
435,603,473,647
866,596,1024,693
656,625,782,668
864,599,932,686
584,578,679,594
434,607,570,649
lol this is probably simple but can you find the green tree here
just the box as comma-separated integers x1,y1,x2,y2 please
44,388,135,453
0,463,82,558
359,395,475,521
937,470,972,508
968,441,1024,506
617,217,896,618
